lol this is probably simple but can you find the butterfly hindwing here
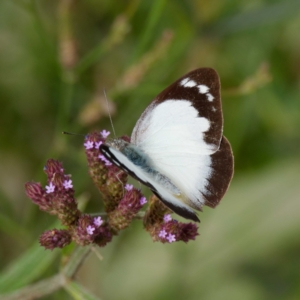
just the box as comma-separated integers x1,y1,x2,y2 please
202,136,233,208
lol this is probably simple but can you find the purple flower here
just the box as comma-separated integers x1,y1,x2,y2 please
99,155,112,166
100,130,110,138
140,196,147,205
166,233,176,243
86,225,95,235
93,216,103,227
63,179,73,190
105,161,112,166
158,229,167,238
163,214,172,223
125,184,133,191
45,182,55,194
84,140,94,150
95,141,103,149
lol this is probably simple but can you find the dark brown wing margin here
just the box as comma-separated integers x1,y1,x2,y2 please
204,136,234,208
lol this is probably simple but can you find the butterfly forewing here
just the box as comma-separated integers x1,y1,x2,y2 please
132,68,223,151
102,68,233,222
130,68,232,213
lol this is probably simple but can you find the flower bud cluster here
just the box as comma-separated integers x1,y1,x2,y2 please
71,215,112,247
39,229,71,250
143,196,199,243
25,159,80,226
108,184,147,231
84,131,128,212
25,156,113,249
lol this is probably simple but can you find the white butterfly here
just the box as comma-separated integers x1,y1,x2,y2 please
100,68,234,222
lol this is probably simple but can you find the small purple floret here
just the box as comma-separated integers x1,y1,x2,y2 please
45,182,55,194
140,196,147,205
84,140,94,150
166,233,176,243
86,225,95,235
95,141,103,149
100,130,110,138
63,179,73,190
158,229,167,238
125,184,133,191
163,214,172,223
99,154,112,166
93,216,103,227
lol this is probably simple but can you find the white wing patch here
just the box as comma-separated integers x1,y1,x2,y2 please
198,85,214,101
198,84,209,94
180,80,215,102
180,77,197,88
206,93,214,102
131,100,215,207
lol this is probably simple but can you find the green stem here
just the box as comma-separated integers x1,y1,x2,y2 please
62,246,92,278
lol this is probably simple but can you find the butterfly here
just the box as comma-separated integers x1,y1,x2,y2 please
100,68,234,222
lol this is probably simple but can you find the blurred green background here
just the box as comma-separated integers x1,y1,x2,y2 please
0,0,300,299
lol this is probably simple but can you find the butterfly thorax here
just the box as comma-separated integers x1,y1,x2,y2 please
105,138,128,151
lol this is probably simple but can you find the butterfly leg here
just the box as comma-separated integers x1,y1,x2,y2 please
115,170,125,196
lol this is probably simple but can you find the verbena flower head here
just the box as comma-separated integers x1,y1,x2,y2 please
25,130,200,250
84,132,128,213
108,186,145,231
71,214,112,247
25,159,81,226
156,220,199,243
143,195,199,243
40,229,72,250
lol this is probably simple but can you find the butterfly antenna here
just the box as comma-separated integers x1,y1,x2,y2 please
103,88,117,138
62,131,85,137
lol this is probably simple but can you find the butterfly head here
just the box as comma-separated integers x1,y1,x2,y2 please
105,138,128,151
